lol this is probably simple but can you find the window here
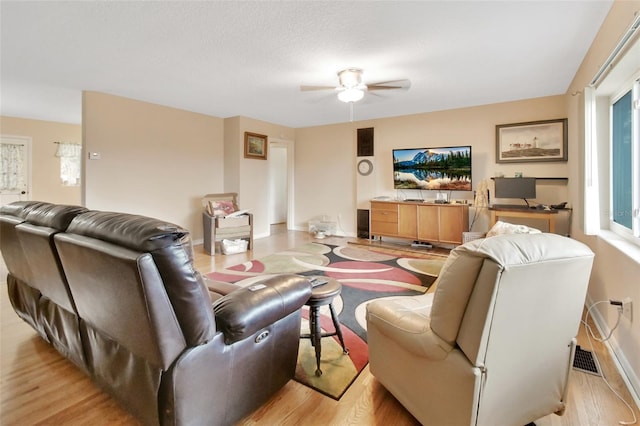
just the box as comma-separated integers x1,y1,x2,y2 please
55,142,81,186
584,25,639,247
610,86,636,234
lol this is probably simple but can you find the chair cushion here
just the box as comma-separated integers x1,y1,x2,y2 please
366,293,453,360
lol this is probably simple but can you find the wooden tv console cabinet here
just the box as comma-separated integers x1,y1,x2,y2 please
370,200,469,245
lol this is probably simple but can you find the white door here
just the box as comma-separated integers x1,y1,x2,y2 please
0,135,32,207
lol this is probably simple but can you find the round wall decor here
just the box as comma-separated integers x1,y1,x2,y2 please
357,159,373,176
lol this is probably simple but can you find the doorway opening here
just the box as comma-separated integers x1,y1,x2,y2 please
268,140,294,233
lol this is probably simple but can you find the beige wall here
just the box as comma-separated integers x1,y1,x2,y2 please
295,123,357,235
1,116,82,205
223,116,241,195
224,116,295,238
293,95,568,235
82,92,224,240
566,0,640,401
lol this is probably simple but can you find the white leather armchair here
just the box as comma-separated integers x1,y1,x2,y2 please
366,233,594,426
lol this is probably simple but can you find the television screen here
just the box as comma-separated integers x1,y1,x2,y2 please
494,177,536,199
393,146,472,191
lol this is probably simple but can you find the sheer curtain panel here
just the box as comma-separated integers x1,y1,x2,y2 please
55,142,81,186
0,143,25,191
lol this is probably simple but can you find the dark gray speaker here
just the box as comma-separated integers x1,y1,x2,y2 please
357,209,370,239
357,127,374,157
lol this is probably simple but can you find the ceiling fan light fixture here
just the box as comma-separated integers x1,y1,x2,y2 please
338,68,363,88
301,67,409,105
338,87,365,103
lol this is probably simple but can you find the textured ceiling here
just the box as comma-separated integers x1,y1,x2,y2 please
0,1,613,128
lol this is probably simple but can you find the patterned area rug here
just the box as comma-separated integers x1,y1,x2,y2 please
205,242,447,400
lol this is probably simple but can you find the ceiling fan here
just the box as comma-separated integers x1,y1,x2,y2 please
300,68,411,103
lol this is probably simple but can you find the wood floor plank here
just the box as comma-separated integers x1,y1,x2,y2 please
1,227,638,425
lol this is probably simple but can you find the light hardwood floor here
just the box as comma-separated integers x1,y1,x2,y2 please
1,226,638,425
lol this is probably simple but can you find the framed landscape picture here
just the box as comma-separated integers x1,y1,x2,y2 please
495,118,567,163
244,132,268,160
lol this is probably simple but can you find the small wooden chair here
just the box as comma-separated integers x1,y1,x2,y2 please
201,193,253,255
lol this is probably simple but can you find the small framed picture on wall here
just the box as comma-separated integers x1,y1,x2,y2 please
244,132,268,160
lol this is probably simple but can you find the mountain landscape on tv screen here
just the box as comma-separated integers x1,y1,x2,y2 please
393,147,472,191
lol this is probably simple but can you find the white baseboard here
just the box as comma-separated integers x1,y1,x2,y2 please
254,231,269,240
585,295,640,411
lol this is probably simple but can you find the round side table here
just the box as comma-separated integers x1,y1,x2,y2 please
301,276,349,376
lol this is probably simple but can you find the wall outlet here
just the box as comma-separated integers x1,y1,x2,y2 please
622,297,632,321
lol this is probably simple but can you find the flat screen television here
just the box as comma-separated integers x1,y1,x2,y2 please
393,146,472,191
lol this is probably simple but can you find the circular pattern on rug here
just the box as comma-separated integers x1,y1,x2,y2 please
332,246,397,262
325,261,423,286
259,244,332,274
396,257,445,277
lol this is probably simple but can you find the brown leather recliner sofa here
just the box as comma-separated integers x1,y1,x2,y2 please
0,201,312,425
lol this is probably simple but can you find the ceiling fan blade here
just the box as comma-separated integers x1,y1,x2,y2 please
367,79,411,86
300,85,337,92
367,79,411,91
367,85,407,91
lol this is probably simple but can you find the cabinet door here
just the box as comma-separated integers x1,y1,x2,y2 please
417,205,439,241
398,204,417,238
439,206,467,244
371,202,399,236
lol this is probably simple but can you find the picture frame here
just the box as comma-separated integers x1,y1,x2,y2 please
495,118,567,163
244,132,268,160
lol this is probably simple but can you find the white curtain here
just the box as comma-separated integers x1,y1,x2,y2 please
55,142,81,186
583,86,601,235
0,143,25,191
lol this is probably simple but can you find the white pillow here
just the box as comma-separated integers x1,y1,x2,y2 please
486,220,541,237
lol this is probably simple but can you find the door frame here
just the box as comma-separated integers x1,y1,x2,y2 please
269,138,295,231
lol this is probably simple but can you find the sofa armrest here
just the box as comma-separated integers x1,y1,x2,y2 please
212,274,311,344
204,277,241,298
